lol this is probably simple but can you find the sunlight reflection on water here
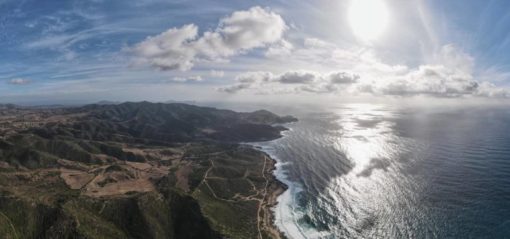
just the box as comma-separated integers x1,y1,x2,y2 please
324,104,419,237
257,104,510,238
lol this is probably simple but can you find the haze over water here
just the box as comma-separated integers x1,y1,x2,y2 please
257,104,510,238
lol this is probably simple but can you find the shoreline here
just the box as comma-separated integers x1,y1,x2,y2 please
253,124,321,239
259,152,289,239
249,126,293,239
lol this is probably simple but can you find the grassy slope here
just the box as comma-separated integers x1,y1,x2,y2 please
0,102,292,239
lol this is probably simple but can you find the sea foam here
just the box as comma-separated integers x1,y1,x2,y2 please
254,128,325,239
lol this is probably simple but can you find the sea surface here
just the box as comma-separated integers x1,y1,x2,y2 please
254,104,510,239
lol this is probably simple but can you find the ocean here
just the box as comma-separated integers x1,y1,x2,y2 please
254,104,510,239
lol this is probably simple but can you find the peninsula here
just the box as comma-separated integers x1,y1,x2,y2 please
0,102,296,239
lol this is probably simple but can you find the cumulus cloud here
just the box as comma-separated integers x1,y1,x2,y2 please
359,45,509,98
329,72,360,84
8,78,32,85
475,82,510,98
278,71,316,84
209,70,225,78
265,39,293,57
219,44,510,98
218,70,360,94
131,6,286,71
370,65,479,97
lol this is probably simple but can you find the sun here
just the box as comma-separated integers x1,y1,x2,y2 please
348,0,389,42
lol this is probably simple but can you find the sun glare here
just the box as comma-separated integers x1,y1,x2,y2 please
348,0,389,42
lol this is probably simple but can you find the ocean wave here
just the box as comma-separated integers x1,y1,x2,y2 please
252,131,327,239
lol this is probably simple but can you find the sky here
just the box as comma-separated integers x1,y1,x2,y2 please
2,0,510,105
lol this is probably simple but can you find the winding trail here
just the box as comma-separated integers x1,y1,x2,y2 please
195,151,272,239
257,155,269,239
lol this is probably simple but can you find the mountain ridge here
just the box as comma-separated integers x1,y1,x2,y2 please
0,101,295,239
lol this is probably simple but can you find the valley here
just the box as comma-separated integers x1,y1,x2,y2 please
0,102,296,239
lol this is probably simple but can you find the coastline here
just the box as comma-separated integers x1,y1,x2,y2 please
0,102,300,238
249,126,293,239
259,152,288,239
254,124,323,239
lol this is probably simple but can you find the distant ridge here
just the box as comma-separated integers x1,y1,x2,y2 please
70,101,297,142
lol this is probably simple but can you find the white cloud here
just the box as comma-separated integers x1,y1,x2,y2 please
434,44,474,74
474,82,510,98
217,83,251,93
8,78,32,85
131,6,286,71
130,24,198,71
361,45,497,98
329,72,360,84
235,71,273,83
365,65,479,97
218,70,360,94
219,44,510,98
209,70,225,78
171,75,203,82
265,37,410,77
278,71,317,84
265,39,293,57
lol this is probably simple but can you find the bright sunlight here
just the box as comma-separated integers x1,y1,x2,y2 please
348,0,390,42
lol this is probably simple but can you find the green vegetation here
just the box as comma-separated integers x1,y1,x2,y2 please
0,102,294,238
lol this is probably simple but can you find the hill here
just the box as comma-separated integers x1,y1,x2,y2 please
0,102,296,239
